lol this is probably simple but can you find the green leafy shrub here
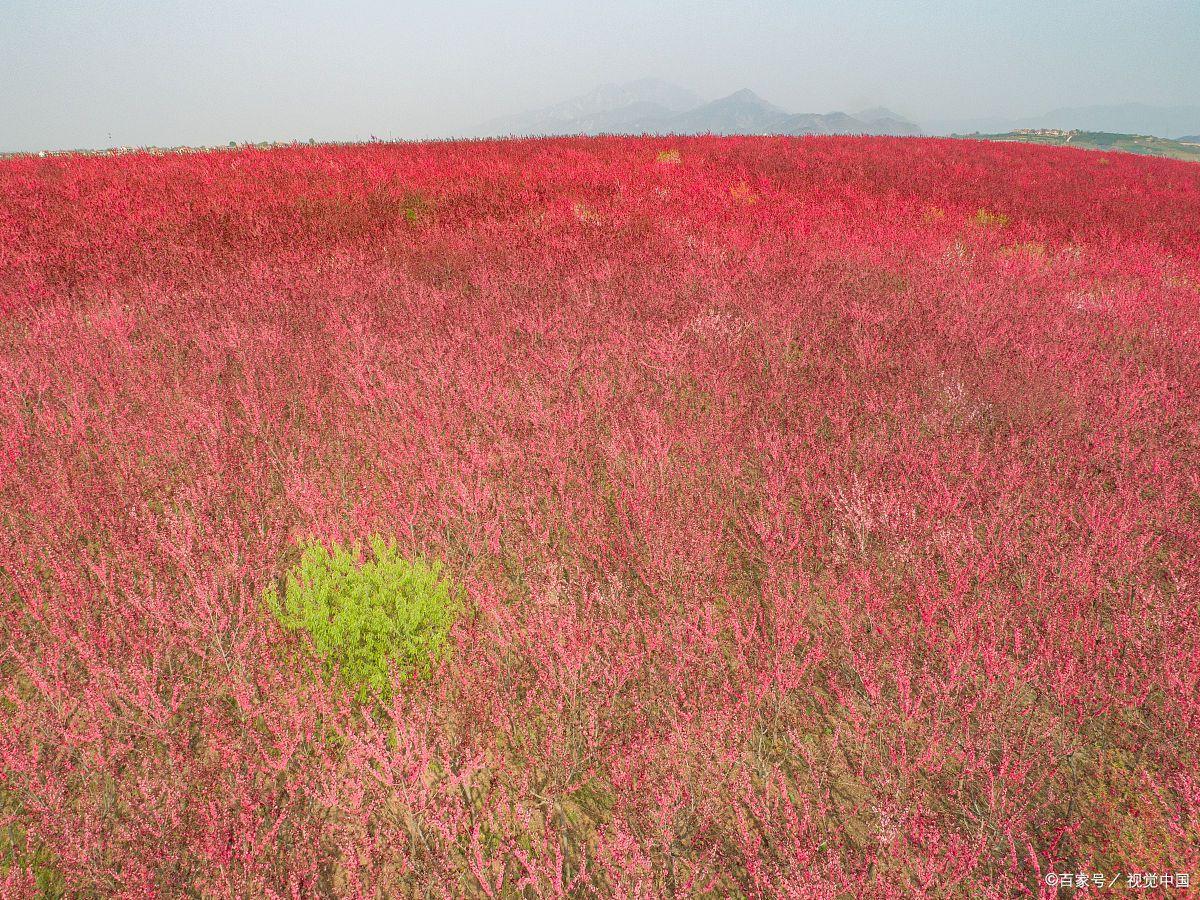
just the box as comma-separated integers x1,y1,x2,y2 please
265,537,458,701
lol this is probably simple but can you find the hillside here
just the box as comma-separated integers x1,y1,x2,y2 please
958,128,1200,162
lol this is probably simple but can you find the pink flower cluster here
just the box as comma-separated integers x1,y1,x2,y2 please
1,136,1198,897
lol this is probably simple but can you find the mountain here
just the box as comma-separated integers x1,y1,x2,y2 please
845,107,923,136
777,108,920,137
469,82,922,138
651,93,921,136
473,78,704,137
564,101,680,135
653,89,788,135
641,92,922,137
1180,135,1200,144
777,111,858,135
938,104,1200,141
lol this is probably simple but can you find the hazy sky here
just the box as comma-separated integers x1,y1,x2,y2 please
3,0,1198,151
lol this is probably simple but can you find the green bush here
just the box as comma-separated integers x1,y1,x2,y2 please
265,537,458,701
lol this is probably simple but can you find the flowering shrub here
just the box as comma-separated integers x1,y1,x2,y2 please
265,538,457,701
0,135,1198,896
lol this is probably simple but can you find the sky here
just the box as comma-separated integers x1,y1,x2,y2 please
3,0,1198,151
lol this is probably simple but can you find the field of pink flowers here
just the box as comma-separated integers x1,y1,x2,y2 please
1,135,1199,897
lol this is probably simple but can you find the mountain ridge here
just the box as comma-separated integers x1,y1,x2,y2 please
473,78,705,137
471,80,921,138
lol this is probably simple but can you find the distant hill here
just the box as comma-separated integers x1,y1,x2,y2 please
1018,104,1200,140
957,129,1200,163
851,106,925,136
656,88,789,135
1180,135,1200,145
474,78,704,138
938,104,1200,141
471,81,921,138
776,109,919,137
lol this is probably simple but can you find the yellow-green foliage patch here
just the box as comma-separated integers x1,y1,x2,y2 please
973,208,1010,228
266,537,458,701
